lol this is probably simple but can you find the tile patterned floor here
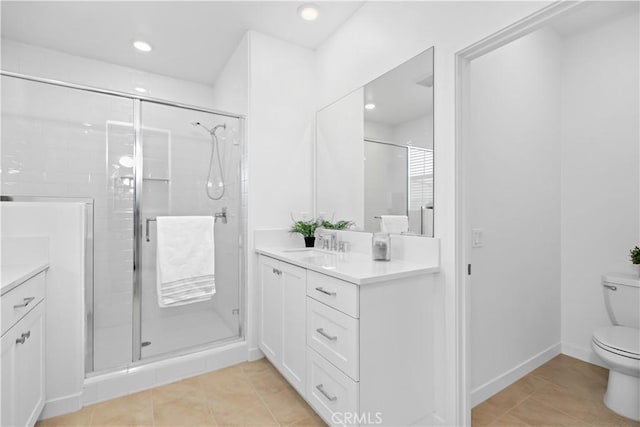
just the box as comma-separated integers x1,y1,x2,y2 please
472,354,640,427
36,354,640,427
36,358,326,426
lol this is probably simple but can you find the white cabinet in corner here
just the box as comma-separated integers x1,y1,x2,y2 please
1,270,47,427
258,255,307,395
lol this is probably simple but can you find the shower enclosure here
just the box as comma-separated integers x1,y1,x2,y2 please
0,72,245,375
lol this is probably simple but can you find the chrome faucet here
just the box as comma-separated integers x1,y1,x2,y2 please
320,231,338,251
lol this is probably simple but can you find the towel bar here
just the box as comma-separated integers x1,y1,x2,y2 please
145,209,227,242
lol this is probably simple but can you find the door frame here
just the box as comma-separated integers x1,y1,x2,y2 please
453,1,582,424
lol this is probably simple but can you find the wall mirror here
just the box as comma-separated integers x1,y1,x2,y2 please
315,47,434,236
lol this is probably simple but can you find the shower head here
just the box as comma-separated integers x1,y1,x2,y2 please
191,121,226,136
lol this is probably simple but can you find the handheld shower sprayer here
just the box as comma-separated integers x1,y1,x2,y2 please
191,121,227,200
191,122,226,136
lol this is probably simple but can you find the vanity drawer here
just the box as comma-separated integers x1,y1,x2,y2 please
307,347,359,427
1,272,46,336
307,271,359,318
307,297,359,381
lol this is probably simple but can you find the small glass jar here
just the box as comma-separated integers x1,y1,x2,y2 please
372,233,391,261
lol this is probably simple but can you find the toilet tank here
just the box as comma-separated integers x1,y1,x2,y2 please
603,273,640,328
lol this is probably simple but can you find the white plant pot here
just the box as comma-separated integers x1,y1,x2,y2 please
632,264,640,278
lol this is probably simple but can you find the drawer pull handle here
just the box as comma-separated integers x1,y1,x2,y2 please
316,328,337,341
316,384,337,402
272,268,282,275
13,296,36,309
604,284,617,291
15,331,30,345
315,287,336,296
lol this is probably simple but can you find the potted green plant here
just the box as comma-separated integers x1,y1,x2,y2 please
320,219,354,230
630,246,640,277
290,219,320,247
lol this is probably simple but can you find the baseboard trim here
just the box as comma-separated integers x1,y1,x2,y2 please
40,392,83,420
471,343,561,407
561,342,607,369
248,346,264,361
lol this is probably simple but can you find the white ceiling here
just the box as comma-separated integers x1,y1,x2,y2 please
0,1,364,86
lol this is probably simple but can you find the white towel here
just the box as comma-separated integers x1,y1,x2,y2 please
380,215,409,234
156,216,216,308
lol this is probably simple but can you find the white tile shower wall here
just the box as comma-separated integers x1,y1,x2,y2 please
1,76,136,372
315,2,553,423
1,39,216,108
1,202,86,418
560,11,640,364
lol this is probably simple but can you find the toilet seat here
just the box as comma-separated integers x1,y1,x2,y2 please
593,326,640,360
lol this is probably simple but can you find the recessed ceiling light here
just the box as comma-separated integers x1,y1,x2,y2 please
82,122,92,127
133,40,152,52
364,103,376,110
298,4,319,21
135,87,147,93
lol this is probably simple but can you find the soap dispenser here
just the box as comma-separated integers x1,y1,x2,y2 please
372,233,391,261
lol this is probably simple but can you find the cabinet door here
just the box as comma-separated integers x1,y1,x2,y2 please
1,325,18,427
280,262,307,395
15,302,45,427
258,256,283,364
0,302,45,427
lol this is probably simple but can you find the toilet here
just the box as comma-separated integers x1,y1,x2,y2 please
591,273,640,421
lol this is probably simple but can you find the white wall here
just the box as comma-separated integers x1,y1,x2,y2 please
468,28,562,404
560,12,640,364
1,202,86,418
315,2,552,423
246,31,316,358
1,39,215,108
211,34,249,116
316,88,364,225
393,114,433,150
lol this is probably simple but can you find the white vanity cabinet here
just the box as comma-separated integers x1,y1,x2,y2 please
1,270,47,427
258,251,435,427
258,255,307,394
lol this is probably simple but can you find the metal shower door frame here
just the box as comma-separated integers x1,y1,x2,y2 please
0,70,247,372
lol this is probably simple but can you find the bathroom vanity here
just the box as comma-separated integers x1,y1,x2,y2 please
257,242,439,426
1,259,49,427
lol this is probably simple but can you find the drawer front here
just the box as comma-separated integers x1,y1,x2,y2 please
306,271,359,318
1,272,45,336
307,347,359,427
307,298,359,381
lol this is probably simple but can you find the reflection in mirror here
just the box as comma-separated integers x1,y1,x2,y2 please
316,47,434,236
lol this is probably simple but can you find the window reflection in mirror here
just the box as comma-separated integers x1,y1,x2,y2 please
316,47,434,236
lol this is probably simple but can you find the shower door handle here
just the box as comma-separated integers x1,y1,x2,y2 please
145,218,157,242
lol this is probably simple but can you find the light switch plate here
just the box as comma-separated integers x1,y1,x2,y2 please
472,228,484,248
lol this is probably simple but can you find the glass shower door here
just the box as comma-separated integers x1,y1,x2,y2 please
138,102,241,360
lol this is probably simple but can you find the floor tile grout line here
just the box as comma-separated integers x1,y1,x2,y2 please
527,395,590,425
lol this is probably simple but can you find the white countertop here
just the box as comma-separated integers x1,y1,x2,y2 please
256,247,439,285
1,262,49,295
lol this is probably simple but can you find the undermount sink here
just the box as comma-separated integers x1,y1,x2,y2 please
281,248,339,269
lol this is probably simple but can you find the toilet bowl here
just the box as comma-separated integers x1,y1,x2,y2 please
592,273,640,422
591,326,640,421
